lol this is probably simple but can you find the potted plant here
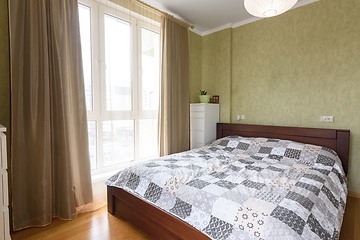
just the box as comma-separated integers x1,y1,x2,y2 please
199,90,211,103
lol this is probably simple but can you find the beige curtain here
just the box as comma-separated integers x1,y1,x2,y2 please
9,0,93,231
159,16,190,156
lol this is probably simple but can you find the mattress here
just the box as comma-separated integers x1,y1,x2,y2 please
106,136,347,240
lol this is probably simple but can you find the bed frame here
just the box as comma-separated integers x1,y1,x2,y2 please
107,123,350,240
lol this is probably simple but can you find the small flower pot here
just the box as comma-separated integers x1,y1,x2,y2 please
199,95,211,103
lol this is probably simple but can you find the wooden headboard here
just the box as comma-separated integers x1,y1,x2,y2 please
217,123,350,175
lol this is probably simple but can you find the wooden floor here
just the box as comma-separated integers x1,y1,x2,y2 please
11,206,152,240
340,194,360,240
11,195,360,240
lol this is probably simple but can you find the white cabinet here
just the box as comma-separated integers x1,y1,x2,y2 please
0,125,10,240
190,104,219,149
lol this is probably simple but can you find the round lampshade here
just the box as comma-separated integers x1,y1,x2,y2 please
244,0,298,18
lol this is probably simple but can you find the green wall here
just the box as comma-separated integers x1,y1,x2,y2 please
0,0,10,146
190,0,360,193
202,29,232,123
189,31,202,103
189,29,232,123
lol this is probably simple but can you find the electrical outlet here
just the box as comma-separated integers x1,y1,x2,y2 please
320,116,334,122
237,115,246,120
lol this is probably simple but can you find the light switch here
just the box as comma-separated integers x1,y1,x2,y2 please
320,116,334,122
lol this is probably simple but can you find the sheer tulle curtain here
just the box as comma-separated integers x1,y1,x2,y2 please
159,16,190,156
84,0,161,212
10,0,93,231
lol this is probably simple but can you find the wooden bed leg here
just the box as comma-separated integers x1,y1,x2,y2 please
107,185,115,215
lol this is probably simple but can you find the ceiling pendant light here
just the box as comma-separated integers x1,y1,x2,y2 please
244,0,298,18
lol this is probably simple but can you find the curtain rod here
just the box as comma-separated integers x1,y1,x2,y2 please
132,0,195,29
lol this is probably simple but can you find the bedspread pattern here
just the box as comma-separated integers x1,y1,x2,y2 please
106,136,347,240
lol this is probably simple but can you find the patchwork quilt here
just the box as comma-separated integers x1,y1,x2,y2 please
106,136,347,240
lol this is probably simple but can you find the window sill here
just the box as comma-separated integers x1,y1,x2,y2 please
91,157,158,183
91,169,122,183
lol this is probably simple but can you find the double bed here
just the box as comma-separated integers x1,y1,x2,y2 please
106,123,350,240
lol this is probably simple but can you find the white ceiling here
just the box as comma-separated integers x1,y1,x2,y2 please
140,0,319,35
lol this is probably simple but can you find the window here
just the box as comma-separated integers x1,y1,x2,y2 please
78,0,160,176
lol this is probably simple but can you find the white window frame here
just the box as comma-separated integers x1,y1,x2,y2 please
79,0,160,179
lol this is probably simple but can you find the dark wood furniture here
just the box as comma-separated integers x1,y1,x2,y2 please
216,123,350,175
107,123,350,240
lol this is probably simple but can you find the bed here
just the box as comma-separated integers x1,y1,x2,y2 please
106,123,350,240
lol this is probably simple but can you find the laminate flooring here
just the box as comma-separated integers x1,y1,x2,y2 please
339,194,360,240
11,206,151,240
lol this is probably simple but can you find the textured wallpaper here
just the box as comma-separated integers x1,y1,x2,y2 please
0,0,10,134
189,31,202,103
192,0,360,193
202,28,232,123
